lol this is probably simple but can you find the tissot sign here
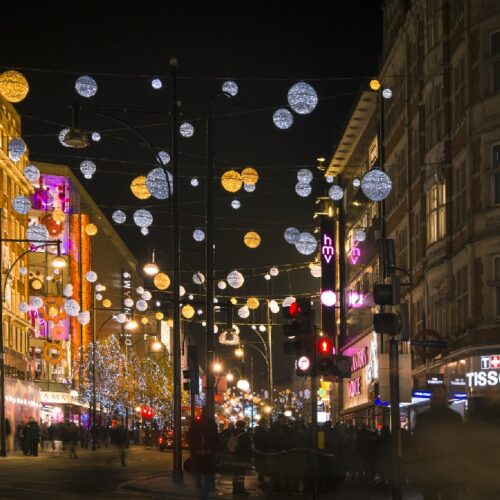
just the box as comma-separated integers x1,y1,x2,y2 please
467,355,500,388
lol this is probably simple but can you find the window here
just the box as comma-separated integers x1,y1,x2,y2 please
492,32,500,93
493,145,500,205
425,84,444,150
426,183,446,243
494,256,500,316
412,211,422,265
453,161,467,230
396,226,408,269
455,266,468,331
452,57,465,126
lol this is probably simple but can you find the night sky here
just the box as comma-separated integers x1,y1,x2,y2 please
1,2,382,385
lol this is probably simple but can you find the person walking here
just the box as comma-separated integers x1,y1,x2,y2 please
27,417,40,457
187,406,219,500
228,420,253,495
109,420,127,466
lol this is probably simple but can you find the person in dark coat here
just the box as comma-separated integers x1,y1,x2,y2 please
253,420,268,487
187,406,219,500
26,417,39,457
230,420,253,494
109,421,127,466
412,386,464,500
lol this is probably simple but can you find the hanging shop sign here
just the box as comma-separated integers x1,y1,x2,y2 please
411,329,446,359
121,271,132,346
320,216,336,336
42,342,64,365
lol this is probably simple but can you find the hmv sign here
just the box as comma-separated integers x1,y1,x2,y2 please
320,217,336,336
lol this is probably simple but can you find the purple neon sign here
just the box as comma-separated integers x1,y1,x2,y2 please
321,234,335,264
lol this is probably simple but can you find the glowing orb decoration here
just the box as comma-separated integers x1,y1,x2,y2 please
287,81,318,115
12,196,31,215
51,208,65,223
369,79,381,91
115,313,127,324
179,285,186,297
179,122,194,137
247,297,260,310
151,78,163,89
112,210,126,224
354,228,367,242
273,108,293,129
284,227,300,244
85,223,98,236
31,297,43,309
0,70,29,102
231,199,241,210
217,280,227,290
59,128,71,147
321,290,337,307
326,175,334,184
270,266,279,276
382,88,393,99
80,160,96,180
141,227,149,236
361,169,392,201
63,285,73,298
269,300,280,314
155,311,164,320
193,229,205,242
24,165,40,184
222,80,238,96
353,178,361,187
193,272,205,285
259,325,266,332
75,75,98,98
297,168,313,183
91,132,101,142
295,182,312,197
243,183,256,193
124,298,134,308
64,299,81,317
136,299,148,312
244,231,261,249
221,170,243,193
130,176,151,199
227,270,244,289
238,305,250,319
157,150,170,165
181,304,195,319
328,185,344,201
27,223,49,243
230,297,238,305
136,286,144,294
154,272,170,290
309,263,321,278
133,209,153,228
141,317,149,325
264,274,271,280
190,178,199,187
282,296,296,307
241,167,258,185
295,232,317,255
8,138,27,161
19,302,29,313
146,167,173,200
142,290,152,301
20,267,27,276
85,271,97,283
77,311,91,325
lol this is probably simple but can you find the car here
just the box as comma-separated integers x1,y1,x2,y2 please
158,430,174,451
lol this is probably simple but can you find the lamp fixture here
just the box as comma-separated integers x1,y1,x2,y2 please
51,256,67,269
143,249,159,276
124,320,138,331
63,128,89,149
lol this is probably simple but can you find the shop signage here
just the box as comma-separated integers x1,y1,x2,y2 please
121,271,132,346
426,373,444,389
351,347,368,372
41,391,72,404
449,377,466,389
466,354,500,388
320,217,336,336
348,377,361,397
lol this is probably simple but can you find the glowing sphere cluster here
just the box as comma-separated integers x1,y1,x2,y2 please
273,108,293,129
12,196,31,215
284,227,300,244
85,271,98,283
133,209,153,228
222,80,238,96
80,160,96,179
193,229,205,242
27,223,49,243
130,176,151,199
244,231,261,249
179,122,194,138
0,70,29,102
8,138,27,162
75,75,98,98
295,232,317,255
287,81,318,115
112,210,126,224
241,167,258,185
227,270,244,289
157,150,170,165
328,185,344,201
221,170,243,193
146,167,173,200
24,165,40,184
64,299,81,317
154,272,170,290
361,169,392,202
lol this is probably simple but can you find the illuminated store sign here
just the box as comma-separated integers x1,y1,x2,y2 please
348,377,361,397
351,347,368,372
122,271,132,346
320,217,336,336
466,355,500,388
321,234,335,264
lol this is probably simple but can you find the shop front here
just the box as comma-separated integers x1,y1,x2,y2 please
40,390,88,426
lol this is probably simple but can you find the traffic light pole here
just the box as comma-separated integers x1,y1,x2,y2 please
310,332,318,449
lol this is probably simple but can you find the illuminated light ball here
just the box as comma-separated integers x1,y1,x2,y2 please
238,305,250,319
53,269,60,276
259,325,266,332
91,132,101,142
19,302,29,313
24,165,40,184
130,176,151,200
75,75,98,98
353,178,361,187
295,181,312,197
19,267,27,276
133,209,153,228
85,271,98,283
12,195,31,215
85,223,98,236
142,290,152,301
321,290,337,307
112,210,126,224
231,199,241,210
146,167,172,200
369,79,381,91
27,223,49,243
222,80,238,96
284,227,300,244
282,296,296,307
80,160,96,179
328,185,344,201
295,232,317,255
193,272,205,285
269,266,279,277
181,304,195,319
217,280,226,290
154,272,170,290
31,297,43,309
269,300,280,314
141,316,149,325
190,178,199,187
0,70,29,102
136,299,148,312
8,138,27,161
32,278,44,288
95,293,103,301
273,108,293,129
155,311,164,320
179,286,186,297
309,263,322,278
382,88,393,99
102,299,112,308
58,128,71,147
193,229,205,242
52,208,65,223
297,168,313,183
63,284,73,298
243,183,256,193
247,297,260,310
95,283,106,292
151,78,163,90
157,150,170,165
244,231,261,249
354,228,367,242
361,169,392,202
64,299,81,317
77,311,91,325
264,274,271,280
197,309,203,316
136,287,145,295
241,167,259,186
221,170,243,193
141,227,149,236
325,175,334,184
230,297,238,305
124,298,134,308
287,81,318,115
115,313,127,324
179,122,194,138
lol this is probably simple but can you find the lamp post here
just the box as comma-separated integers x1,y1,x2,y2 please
0,237,64,457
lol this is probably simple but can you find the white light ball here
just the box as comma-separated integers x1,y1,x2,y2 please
227,270,244,289
191,178,199,187
328,185,344,201
282,296,296,307
115,313,127,324
31,297,43,309
259,325,266,332
78,311,91,325
136,287,145,295
295,182,312,197
310,263,322,278
24,165,40,183
269,300,280,314
27,223,49,243
231,199,241,210
193,229,205,242
295,232,317,255
80,160,96,179
141,227,149,236
361,169,392,202
284,227,300,244
64,299,81,317
112,210,126,224
19,267,27,276
264,274,271,280
243,183,256,193
95,293,103,301
273,108,294,129
142,290,152,301
287,81,318,115
382,88,393,99
75,75,98,98
238,305,250,319
91,132,101,142
151,78,163,90
217,280,227,290
222,80,238,97
85,271,97,283
179,122,194,138
354,228,367,242
136,299,148,312
12,196,31,215
353,178,361,187
146,167,172,200
270,266,279,276
133,209,153,228
157,150,170,165
326,175,334,184
193,272,205,285
59,129,71,147
19,302,29,313
63,285,73,298
8,138,27,161
297,168,313,183
179,286,186,297
124,298,134,308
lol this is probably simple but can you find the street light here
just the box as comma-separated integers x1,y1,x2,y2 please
236,378,250,392
143,249,159,277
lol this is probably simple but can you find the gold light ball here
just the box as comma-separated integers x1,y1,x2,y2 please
247,297,260,310
102,299,112,308
154,272,170,290
166,318,173,327
85,223,98,236
369,79,381,91
0,70,29,103
230,297,238,305
130,176,151,200
141,316,149,325
244,231,261,249
52,208,65,223
221,170,243,193
241,167,258,185
181,304,195,319
155,312,164,321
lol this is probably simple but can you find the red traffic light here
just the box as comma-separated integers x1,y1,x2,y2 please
289,302,301,317
141,406,154,419
317,337,333,354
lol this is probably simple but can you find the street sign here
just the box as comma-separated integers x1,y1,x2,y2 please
411,329,446,359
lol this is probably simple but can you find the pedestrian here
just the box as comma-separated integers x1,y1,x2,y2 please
5,418,11,452
27,417,40,457
412,385,464,500
63,419,78,459
186,406,219,500
228,420,252,495
109,420,127,466
253,419,269,487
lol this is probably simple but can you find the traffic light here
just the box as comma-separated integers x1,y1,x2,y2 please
316,336,335,375
331,355,352,378
141,405,154,420
373,276,401,337
183,345,199,394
